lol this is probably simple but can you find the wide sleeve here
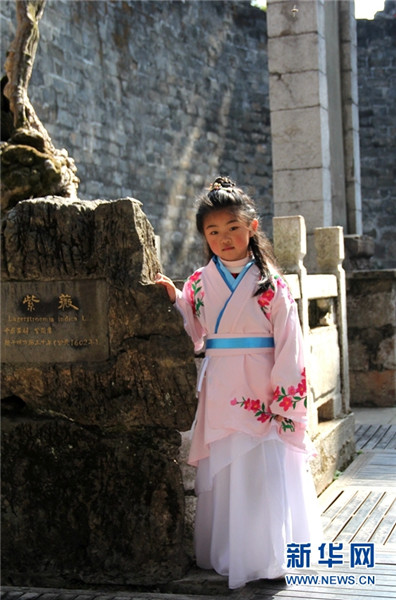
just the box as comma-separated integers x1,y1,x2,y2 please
174,269,206,353
268,276,307,428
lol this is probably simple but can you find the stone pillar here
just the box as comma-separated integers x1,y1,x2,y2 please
267,0,362,269
273,215,308,335
267,0,332,270
339,0,363,235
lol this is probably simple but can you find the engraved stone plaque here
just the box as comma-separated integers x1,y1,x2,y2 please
1,280,109,363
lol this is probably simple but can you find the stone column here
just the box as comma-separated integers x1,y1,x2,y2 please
267,0,362,269
273,215,308,335
339,0,363,235
267,0,331,270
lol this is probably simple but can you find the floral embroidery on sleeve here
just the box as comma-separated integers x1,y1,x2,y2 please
257,275,294,320
185,270,204,317
273,368,307,410
257,286,275,320
230,397,295,432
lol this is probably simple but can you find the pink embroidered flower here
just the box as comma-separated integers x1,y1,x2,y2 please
275,275,295,304
230,396,274,425
250,399,261,412
297,380,306,396
230,395,297,433
297,369,307,395
257,274,294,318
186,270,204,316
185,279,194,305
273,386,281,401
258,288,275,307
273,369,308,412
243,398,252,410
257,280,276,320
279,396,293,411
189,271,201,282
257,412,271,423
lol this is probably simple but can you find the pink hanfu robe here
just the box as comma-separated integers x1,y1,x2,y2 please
175,257,322,589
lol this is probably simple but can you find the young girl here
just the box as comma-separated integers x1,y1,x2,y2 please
156,177,322,589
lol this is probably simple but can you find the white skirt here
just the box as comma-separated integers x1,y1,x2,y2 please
194,430,322,589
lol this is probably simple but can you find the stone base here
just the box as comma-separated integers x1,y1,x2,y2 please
311,413,356,496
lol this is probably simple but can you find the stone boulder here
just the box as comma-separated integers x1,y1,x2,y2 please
1,197,197,586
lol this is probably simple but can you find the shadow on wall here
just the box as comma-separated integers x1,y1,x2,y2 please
152,4,272,279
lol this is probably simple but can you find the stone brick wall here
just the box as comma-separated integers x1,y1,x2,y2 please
357,18,396,270
0,0,271,278
347,270,396,407
1,2,395,274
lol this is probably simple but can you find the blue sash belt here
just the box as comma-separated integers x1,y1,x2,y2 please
206,337,274,350
197,336,274,392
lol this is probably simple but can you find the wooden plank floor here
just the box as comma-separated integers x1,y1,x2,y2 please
355,423,396,451
314,423,396,600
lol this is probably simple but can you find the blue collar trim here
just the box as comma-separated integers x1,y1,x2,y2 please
213,256,255,333
213,256,255,292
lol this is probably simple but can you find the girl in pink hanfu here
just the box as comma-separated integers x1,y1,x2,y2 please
156,177,322,589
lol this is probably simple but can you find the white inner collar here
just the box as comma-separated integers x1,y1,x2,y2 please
220,255,251,274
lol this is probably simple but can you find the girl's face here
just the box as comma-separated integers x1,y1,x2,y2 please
203,209,258,262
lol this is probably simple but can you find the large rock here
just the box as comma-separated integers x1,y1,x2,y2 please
2,411,187,586
1,197,197,586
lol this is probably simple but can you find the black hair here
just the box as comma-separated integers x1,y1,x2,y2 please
196,176,279,294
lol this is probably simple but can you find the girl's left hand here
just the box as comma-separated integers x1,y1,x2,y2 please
155,272,177,303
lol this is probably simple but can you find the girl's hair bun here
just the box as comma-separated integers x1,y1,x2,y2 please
209,176,236,192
